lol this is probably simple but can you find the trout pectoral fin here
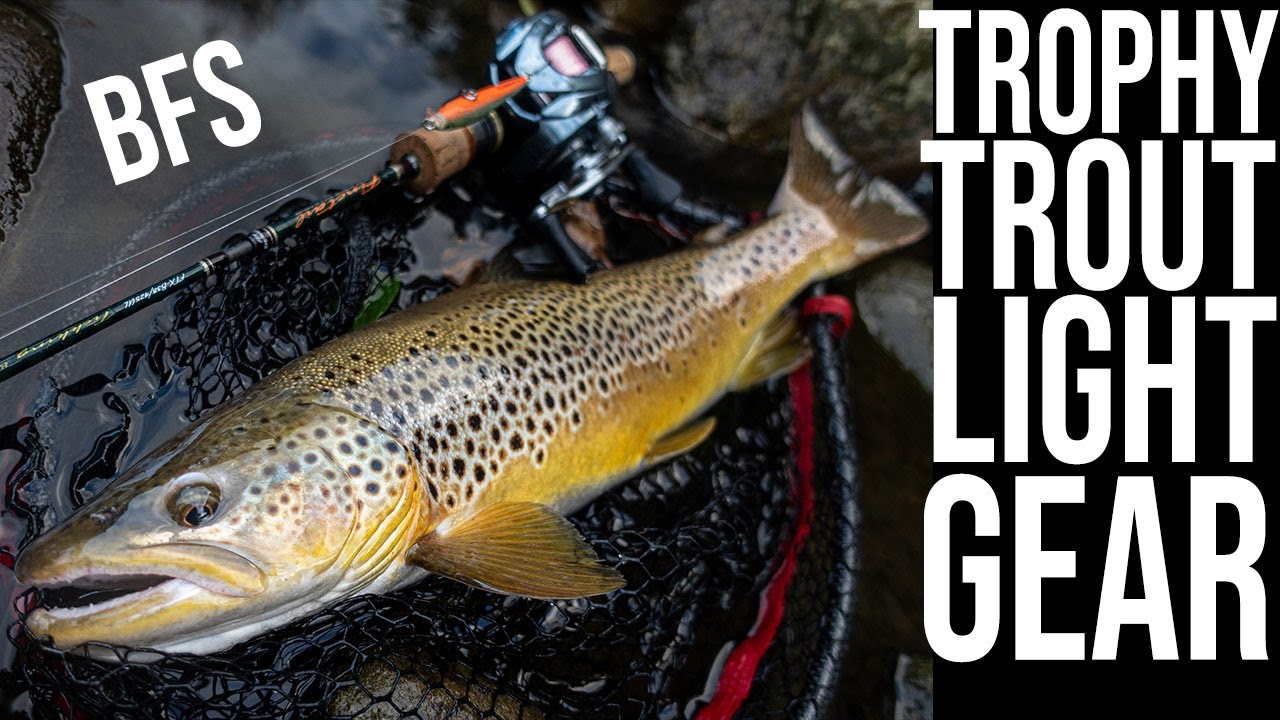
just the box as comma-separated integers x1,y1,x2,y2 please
730,311,810,391
644,417,717,466
407,502,624,599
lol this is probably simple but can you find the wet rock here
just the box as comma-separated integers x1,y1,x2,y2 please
854,257,933,393
590,0,689,37
893,654,933,720
660,0,931,183
328,650,547,720
660,0,801,140
0,2,62,247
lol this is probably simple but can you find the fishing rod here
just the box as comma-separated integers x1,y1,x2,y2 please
0,77,529,384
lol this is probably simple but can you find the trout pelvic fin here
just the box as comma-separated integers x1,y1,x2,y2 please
407,502,624,599
644,416,717,466
771,105,928,271
731,311,809,391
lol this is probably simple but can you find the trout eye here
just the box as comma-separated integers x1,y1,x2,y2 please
170,482,221,528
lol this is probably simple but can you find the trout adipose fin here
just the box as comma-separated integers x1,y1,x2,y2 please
407,502,624,599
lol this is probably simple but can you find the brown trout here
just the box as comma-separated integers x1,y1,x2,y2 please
15,110,927,655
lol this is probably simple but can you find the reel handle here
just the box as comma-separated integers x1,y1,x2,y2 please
534,211,605,283
604,45,637,86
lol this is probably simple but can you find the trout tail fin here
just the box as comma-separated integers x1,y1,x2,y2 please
770,106,928,275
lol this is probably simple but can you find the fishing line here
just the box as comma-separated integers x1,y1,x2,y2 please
0,138,401,345
0,138,399,331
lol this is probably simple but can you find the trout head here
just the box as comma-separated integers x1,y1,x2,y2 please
15,400,419,656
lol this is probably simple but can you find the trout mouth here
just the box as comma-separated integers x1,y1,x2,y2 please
17,540,271,651
22,572,213,653
36,574,186,620
20,559,269,654
18,541,268,599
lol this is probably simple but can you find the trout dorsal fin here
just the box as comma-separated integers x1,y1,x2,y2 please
407,502,624,599
691,222,732,246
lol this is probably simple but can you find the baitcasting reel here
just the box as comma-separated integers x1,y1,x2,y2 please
391,11,744,283
488,11,634,280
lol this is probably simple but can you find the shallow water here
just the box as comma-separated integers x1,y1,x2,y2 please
0,1,932,718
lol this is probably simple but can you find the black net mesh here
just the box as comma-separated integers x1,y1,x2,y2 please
737,317,860,720
1,183,860,719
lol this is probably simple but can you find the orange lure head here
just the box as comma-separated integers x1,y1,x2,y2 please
424,76,528,131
